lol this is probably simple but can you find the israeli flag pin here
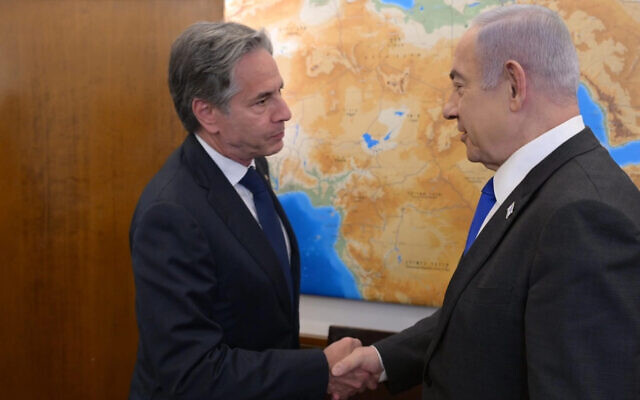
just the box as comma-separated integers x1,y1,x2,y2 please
506,202,515,219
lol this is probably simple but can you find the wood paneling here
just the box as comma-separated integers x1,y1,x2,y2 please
0,1,222,398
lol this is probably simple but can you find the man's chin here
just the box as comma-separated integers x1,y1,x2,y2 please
465,148,481,164
264,141,285,157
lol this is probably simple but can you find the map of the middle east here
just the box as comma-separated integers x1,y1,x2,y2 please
225,0,640,306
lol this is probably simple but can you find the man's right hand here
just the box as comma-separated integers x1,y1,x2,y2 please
328,345,383,400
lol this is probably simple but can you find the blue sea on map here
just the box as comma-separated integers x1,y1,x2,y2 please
577,84,640,167
379,0,413,10
278,192,361,299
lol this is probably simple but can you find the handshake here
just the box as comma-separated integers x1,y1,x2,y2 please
322,337,384,400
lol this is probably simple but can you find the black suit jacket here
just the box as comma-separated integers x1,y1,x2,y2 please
129,133,328,400
376,128,640,399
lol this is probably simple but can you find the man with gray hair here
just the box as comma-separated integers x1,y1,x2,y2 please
331,5,640,399
129,21,373,399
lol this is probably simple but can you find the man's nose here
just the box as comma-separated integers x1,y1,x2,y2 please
274,96,291,122
442,94,458,120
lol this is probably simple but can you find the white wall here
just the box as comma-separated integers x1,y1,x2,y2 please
299,294,437,337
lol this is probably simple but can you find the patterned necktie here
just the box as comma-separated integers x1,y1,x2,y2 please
240,167,293,299
463,177,496,254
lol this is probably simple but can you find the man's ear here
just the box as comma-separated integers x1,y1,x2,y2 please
504,60,526,111
192,98,221,134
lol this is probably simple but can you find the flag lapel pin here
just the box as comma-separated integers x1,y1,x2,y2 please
506,202,515,219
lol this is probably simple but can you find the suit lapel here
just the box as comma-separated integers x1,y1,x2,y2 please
182,134,293,315
273,193,301,301
423,128,601,366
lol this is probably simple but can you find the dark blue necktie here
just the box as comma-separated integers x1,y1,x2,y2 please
463,178,496,254
240,167,293,299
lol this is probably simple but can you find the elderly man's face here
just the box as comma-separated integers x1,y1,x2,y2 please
442,29,514,171
211,48,291,166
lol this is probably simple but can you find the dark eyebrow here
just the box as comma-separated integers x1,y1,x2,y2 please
253,83,284,102
449,69,464,81
254,91,272,101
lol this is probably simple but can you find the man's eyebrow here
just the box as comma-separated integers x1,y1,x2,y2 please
254,90,272,100
252,83,284,101
449,69,464,81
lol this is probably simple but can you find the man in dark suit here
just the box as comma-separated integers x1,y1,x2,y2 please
129,21,372,399
332,5,640,399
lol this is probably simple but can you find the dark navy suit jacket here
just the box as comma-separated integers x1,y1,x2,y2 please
129,133,328,399
376,128,640,399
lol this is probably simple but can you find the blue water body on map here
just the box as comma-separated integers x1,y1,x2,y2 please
380,0,414,10
395,111,405,116
363,133,380,148
278,192,361,299
468,2,480,7
384,131,392,141
577,84,640,167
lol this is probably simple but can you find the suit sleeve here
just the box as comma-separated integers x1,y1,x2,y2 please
526,200,640,399
373,309,440,393
131,202,329,400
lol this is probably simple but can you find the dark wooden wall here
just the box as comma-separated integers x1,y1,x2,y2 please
0,1,223,398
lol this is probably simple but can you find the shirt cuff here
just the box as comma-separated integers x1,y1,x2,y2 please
370,345,388,382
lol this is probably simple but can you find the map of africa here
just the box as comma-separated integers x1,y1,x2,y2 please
225,0,640,306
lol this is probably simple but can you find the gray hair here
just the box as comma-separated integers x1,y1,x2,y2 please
472,5,579,100
168,21,273,133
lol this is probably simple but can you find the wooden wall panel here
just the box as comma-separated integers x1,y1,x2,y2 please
0,1,223,398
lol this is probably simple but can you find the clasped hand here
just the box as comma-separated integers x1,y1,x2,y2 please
323,337,383,400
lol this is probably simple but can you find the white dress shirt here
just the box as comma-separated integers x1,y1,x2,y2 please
478,115,585,235
194,133,291,260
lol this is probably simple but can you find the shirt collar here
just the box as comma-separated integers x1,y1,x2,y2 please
194,133,254,185
493,115,585,205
